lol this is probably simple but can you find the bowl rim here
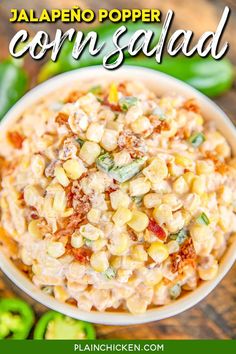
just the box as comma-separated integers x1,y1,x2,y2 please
0,65,235,325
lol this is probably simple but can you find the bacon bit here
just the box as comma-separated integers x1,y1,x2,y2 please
154,121,171,134
127,227,138,241
66,91,84,103
66,298,77,306
171,238,196,273
102,96,122,112
118,130,146,158
147,220,166,241
182,98,200,113
55,112,69,125
72,246,92,264
204,152,229,174
7,131,25,149
117,82,128,95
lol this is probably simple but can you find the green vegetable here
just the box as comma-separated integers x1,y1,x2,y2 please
169,284,182,299
83,238,93,247
188,132,205,147
126,56,234,97
0,298,34,339
38,22,161,82
96,153,146,183
132,195,144,206
104,267,116,279
34,311,95,340
89,85,102,95
119,96,138,111
0,59,28,120
170,228,188,245
196,212,210,225
76,137,85,147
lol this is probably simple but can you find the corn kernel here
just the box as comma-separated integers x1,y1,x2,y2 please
54,286,69,302
53,190,67,212
175,154,193,168
143,193,162,209
183,171,195,187
196,160,214,175
126,294,147,314
24,185,41,207
196,114,204,125
71,231,84,248
63,158,86,180
190,224,214,256
191,176,205,195
215,142,231,158
86,122,104,143
31,154,45,177
54,166,70,187
129,177,151,197
91,238,106,252
113,150,132,167
144,268,163,286
147,241,169,263
153,204,172,225
131,245,148,262
28,220,42,239
90,251,109,272
143,158,168,182
21,248,33,266
172,176,189,194
166,240,180,254
87,208,101,224
110,190,131,210
108,83,118,104
47,241,65,258
112,207,132,226
131,116,151,134
101,129,118,151
109,233,130,256
79,223,103,240
127,211,149,232
79,141,101,165
198,261,218,281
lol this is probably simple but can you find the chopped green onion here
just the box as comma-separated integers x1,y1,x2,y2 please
169,228,188,245
76,137,85,147
89,85,102,95
83,238,93,247
152,106,166,121
119,96,138,111
188,132,205,148
169,284,182,299
132,195,143,206
196,212,210,225
96,153,146,183
96,153,114,173
104,267,116,280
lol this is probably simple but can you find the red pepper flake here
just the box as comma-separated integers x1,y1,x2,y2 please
55,112,69,125
7,131,25,149
148,220,166,241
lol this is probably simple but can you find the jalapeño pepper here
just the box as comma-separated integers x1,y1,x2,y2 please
0,59,28,121
0,298,34,339
125,55,234,97
33,311,96,339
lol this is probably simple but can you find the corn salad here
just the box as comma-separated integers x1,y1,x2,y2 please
0,80,236,314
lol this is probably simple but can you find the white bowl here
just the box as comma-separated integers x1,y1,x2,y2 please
0,66,235,325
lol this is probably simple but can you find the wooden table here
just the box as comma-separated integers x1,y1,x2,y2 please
0,0,235,339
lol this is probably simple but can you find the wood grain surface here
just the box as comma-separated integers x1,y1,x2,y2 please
0,0,235,339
